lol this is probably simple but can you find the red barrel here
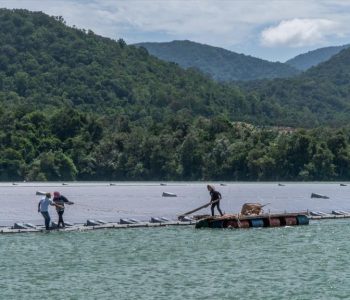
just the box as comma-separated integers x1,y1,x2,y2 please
268,218,281,227
225,220,239,228
238,220,250,228
284,216,297,226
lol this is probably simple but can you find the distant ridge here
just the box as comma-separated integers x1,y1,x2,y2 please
136,40,300,81
286,44,350,71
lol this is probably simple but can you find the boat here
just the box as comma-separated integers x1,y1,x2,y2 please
160,183,167,186
340,183,347,186
311,193,329,199
162,192,177,197
278,183,285,186
195,213,309,229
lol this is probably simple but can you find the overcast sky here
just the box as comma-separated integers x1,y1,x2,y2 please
1,0,350,62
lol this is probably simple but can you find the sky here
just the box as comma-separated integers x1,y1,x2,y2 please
1,0,350,62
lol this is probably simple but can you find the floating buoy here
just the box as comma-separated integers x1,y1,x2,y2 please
162,192,177,197
86,220,103,226
150,217,163,223
13,223,29,229
311,193,329,199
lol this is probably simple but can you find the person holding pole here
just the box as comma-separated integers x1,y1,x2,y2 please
207,185,223,216
52,191,74,228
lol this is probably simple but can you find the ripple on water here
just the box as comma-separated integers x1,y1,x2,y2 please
1,220,350,299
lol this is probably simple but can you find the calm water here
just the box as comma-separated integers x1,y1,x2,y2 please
1,182,350,299
1,182,350,226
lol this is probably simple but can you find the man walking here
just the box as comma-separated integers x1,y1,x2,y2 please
207,185,224,216
38,192,61,230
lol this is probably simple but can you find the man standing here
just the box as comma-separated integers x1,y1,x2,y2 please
38,192,61,230
207,185,224,217
52,191,74,228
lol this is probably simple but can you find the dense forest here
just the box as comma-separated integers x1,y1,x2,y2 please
242,47,350,127
136,40,300,81
1,9,350,181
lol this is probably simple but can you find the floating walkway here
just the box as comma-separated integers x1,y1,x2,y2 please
0,220,194,234
3,210,350,234
308,211,350,220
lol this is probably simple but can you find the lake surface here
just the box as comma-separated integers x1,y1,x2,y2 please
1,219,350,299
0,182,349,226
1,182,350,299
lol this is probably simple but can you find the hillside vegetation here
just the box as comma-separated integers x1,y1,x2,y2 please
243,47,350,127
136,40,300,81
286,44,350,71
2,9,350,181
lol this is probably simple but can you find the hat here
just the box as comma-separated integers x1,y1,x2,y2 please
53,191,60,198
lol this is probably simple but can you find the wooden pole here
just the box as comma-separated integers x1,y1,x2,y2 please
178,200,219,220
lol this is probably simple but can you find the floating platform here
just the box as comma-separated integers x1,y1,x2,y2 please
195,213,309,229
0,220,194,234
308,211,350,220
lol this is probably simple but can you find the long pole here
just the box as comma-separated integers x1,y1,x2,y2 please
178,200,219,220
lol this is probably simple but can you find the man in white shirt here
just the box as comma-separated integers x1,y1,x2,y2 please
38,192,62,230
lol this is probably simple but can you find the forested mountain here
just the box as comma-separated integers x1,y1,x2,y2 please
2,9,350,182
243,47,350,127
136,40,300,81
286,44,350,71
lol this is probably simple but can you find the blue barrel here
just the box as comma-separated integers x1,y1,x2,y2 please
296,215,309,225
250,219,264,227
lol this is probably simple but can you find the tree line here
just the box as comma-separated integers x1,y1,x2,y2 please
1,106,350,181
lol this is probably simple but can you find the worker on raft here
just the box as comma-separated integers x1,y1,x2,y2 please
207,185,223,216
53,191,74,228
38,193,63,230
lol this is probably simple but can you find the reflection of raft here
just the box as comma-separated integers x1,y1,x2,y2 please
195,213,309,229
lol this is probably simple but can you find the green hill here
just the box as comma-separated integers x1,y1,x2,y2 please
136,40,300,81
1,9,350,182
286,44,350,71
243,47,350,127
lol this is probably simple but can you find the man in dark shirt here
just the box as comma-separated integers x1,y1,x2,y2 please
53,191,74,228
207,185,223,216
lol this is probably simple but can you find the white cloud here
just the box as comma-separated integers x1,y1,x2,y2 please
261,18,339,47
